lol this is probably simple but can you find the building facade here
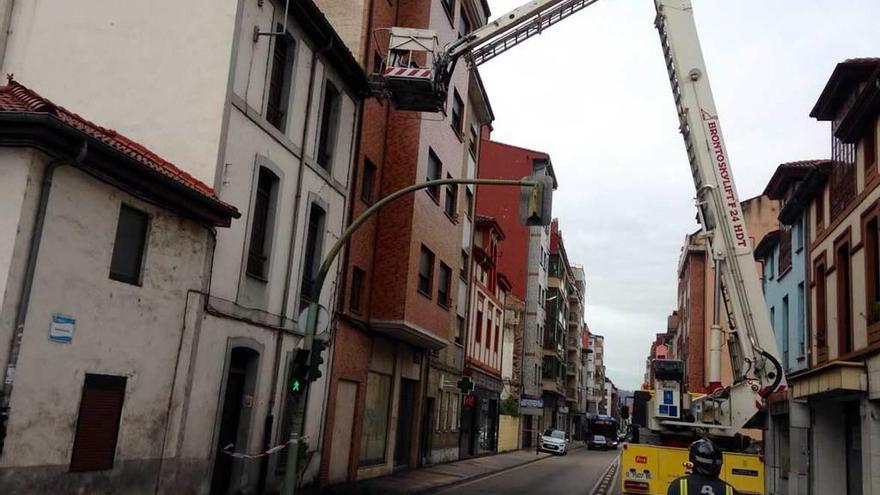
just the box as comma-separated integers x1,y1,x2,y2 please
0,82,239,493
592,334,607,415
787,58,880,495
0,1,369,491
316,0,495,481
462,215,511,457
476,138,557,448
757,160,828,495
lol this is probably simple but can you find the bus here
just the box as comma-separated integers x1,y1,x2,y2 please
587,414,619,448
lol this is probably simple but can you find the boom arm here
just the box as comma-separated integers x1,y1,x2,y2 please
437,0,599,87
654,0,783,434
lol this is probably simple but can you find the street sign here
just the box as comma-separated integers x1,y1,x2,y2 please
519,397,543,409
49,314,75,343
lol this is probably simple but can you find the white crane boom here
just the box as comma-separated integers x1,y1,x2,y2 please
371,0,785,437
652,0,782,436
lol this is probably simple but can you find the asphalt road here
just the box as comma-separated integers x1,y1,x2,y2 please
436,447,619,495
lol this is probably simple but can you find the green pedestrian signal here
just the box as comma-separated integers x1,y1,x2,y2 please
289,349,311,393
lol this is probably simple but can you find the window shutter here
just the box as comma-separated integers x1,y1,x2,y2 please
69,374,126,472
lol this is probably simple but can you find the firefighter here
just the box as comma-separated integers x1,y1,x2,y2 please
667,438,739,495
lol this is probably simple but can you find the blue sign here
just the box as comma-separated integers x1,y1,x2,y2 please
663,390,673,404
49,314,75,343
520,397,544,409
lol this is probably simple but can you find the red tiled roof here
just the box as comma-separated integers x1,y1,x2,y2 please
0,79,235,213
763,159,831,198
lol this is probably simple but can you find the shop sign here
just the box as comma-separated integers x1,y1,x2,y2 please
519,397,543,409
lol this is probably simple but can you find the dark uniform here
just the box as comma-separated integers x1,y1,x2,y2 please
667,438,739,495
666,474,738,495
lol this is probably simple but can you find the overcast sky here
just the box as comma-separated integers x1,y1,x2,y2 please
480,0,880,390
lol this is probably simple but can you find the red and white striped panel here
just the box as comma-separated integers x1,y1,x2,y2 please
383,67,433,79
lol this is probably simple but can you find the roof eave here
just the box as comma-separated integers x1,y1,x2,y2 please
0,113,239,227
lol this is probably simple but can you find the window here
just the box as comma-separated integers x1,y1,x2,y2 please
70,374,126,472
451,90,464,136
797,282,806,357
109,205,149,285
444,174,457,219
427,149,441,201
451,393,460,431
815,258,828,363
493,313,500,352
350,267,365,313
460,250,469,280
361,158,376,204
795,217,804,251
247,168,279,279
317,82,341,169
360,372,392,465
438,263,452,308
836,239,853,356
465,189,474,219
266,28,295,130
458,8,471,38
469,125,479,158
867,214,880,341
779,227,792,275
300,204,326,304
442,392,452,431
865,128,876,180
816,192,825,230
455,315,464,345
782,296,790,369
476,308,484,343
435,391,444,431
419,245,435,296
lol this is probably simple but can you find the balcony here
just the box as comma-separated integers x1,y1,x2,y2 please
543,334,565,357
542,377,565,397
566,386,577,401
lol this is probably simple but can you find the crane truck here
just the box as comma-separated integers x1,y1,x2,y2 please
369,1,784,493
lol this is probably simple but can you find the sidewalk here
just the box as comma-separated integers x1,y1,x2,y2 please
318,444,584,495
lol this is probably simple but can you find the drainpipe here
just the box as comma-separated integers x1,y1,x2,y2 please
0,142,88,456
0,0,15,70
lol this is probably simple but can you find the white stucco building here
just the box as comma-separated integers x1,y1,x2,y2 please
0,0,367,492
0,81,239,492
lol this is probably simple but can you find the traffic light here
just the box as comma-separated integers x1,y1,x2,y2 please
519,174,554,226
289,349,311,394
308,337,328,382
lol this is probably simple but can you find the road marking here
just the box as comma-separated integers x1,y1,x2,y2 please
587,455,619,495
432,452,558,494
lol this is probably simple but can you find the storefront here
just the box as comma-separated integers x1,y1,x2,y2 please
519,396,544,448
460,370,502,457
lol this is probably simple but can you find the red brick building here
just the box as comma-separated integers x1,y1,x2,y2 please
317,0,494,484
476,138,557,445
672,196,778,394
461,215,511,456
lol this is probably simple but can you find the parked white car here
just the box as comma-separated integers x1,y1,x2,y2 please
538,429,569,455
